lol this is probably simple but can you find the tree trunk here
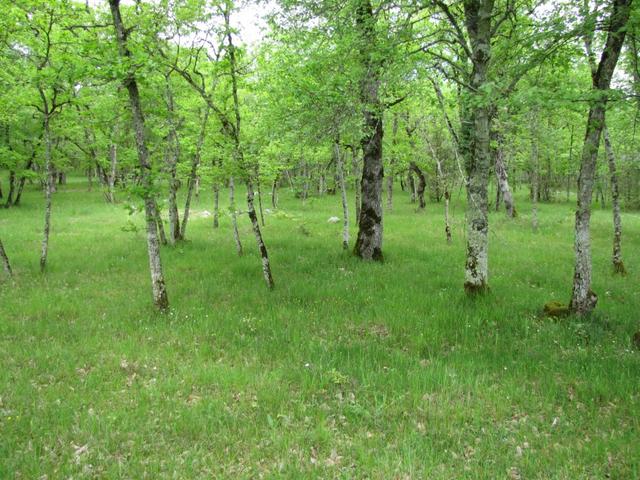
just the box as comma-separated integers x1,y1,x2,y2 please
436,159,452,244
40,116,53,272
256,174,265,226
164,74,181,244
152,199,168,246
109,0,169,310
493,136,516,217
181,106,209,240
229,176,243,255
530,109,540,232
107,140,117,203
386,114,399,211
223,5,274,288
408,172,416,203
351,146,362,224
353,0,383,261
409,162,426,209
335,141,350,249
0,237,12,278
213,183,220,229
461,0,494,294
603,126,626,274
570,0,631,315
271,176,278,209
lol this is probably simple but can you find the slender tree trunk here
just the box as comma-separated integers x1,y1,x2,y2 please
152,199,168,246
213,183,220,229
14,157,34,207
335,141,350,249
351,146,362,224
408,172,416,203
603,126,626,274
229,176,243,255
256,173,265,226
107,141,117,203
353,0,383,261
494,138,516,217
0,237,12,279
386,114,398,211
181,106,209,239
531,109,540,232
164,74,181,244
436,159,452,244
223,5,274,287
409,162,426,209
109,0,169,310
571,0,631,315
271,176,278,209
40,116,53,272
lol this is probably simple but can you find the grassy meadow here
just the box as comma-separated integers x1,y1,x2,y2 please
0,175,639,479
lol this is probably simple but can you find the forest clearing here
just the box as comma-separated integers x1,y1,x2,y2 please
1,180,639,478
1,0,640,478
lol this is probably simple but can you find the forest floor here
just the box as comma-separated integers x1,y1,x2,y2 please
1,176,639,479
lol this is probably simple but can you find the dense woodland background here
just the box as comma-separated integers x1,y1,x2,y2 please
1,0,639,477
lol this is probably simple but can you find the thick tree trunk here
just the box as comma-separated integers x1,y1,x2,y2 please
603,126,625,274
181,107,209,240
461,0,494,294
40,116,53,273
571,0,631,315
109,0,169,310
0,237,12,279
353,0,383,261
335,141,350,249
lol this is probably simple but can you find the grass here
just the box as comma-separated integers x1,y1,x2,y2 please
1,175,639,479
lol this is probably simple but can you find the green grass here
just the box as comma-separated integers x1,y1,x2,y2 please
1,175,639,479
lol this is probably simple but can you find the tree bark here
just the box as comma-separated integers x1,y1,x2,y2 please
164,74,181,244
0,237,12,278
530,109,540,233
493,135,516,217
353,0,383,261
109,0,169,310
223,6,274,288
40,115,53,272
335,141,350,249
603,126,626,274
213,182,220,229
570,0,631,315
351,146,362,224
229,175,243,255
461,0,494,294
409,162,426,209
